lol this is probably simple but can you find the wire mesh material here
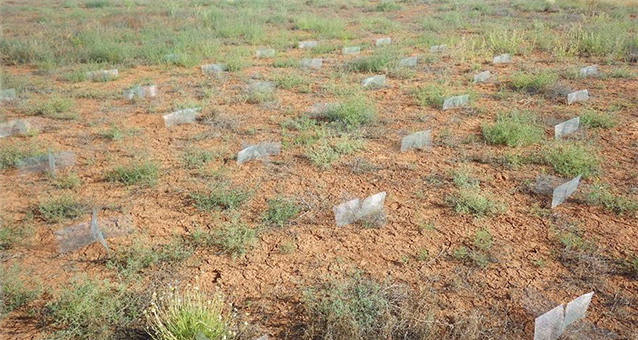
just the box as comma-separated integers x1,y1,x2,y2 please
163,108,200,127
0,119,30,138
333,192,387,227
375,37,391,47
474,71,491,83
54,214,133,253
399,56,418,68
401,130,432,152
85,69,118,81
442,94,469,110
18,151,75,175
579,65,598,77
429,44,447,53
567,90,589,105
361,75,386,89
551,175,582,208
493,54,511,64
298,41,317,49
342,46,361,55
237,142,281,164
123,85,157,100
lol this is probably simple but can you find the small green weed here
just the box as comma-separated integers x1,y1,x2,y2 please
585,184,638,216
146,282,229,340
509,71,558,94
482,111,543,147
212,220,257,258
414,84,446,108
0,265,40,316
53,173,81,189
262,196,300,228
37,195,86,223
45,276,140,340
25,96,76,120
190,185,249,211
580,109,616,129
182,148,213,169
106,161,159,186
544,143,599,178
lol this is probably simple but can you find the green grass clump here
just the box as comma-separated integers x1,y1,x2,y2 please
212,221,257,258
246,87,275,104
376,0,401,11
345,53,394,73
272,58,297,68
311,44,339,55
146,283,229,340
324,98,375,130
473,229,493,251
509,71,558,94
294,16,348,39
306,137,364,170
53,173,81,189
580,110,616,129
585,184,638,216
190,185,249,211
305,141,340,169
85,0,110,8
0,265,40,316
0,143,43,169
275,73,310,92
25,96,76,120
262,196,300,228
37,195,86,223
302,274,432,340
303,275,390,339
106,161,159,186
45,276,140,340
481,111,544,147
99,126,125,141
485,29,528,55
414,84,445,108
182,148,213,169
449,188,504,217
544,143,599,178
107,239,193,277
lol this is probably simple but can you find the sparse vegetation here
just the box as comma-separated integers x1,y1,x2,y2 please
448,188,504,217
211,220,257,258
509,71,558,94
302,274,433,340
107,238,193,277
0,143,43,169
306,136,364,169
2,0,638,338
324,98,375,130
24,96,77,120
182,148,213,169
190,185,249,211
414,84,446,108
345,52,395,73
580,109,616,129
53,173,81,189
146,282,229,340
37,195,86,223
585,184,638,216
0,265,40,316
544,143,600,178
262,196,300,228
45,276,140,340
482,111,544,147
106,161,159,186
